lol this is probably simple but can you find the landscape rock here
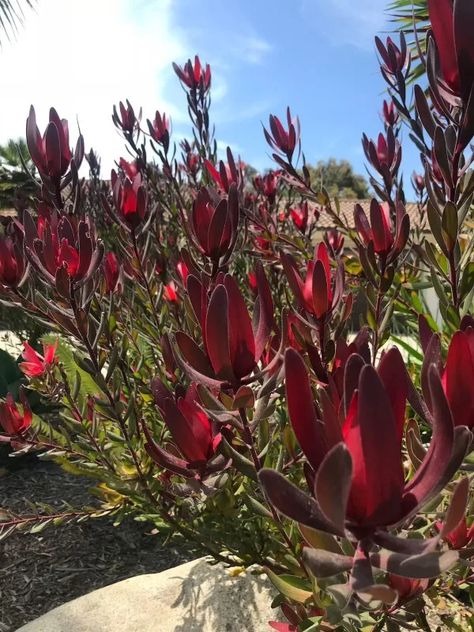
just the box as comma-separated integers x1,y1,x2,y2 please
17,558,279,632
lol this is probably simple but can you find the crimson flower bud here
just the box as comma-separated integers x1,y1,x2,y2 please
362,128,402,185
26,106,84,187
147,111,170,152
428,0,474,103
253,171,279,203
176,266,274,386
264,107,300,161
145,381,224,479
0,234,28,290
173,55,211,92
163,281,178,303
324,228,345,256
119,158,139,180
411,171,425,195
290,201,309,234
436,517,474,550
190,185,239,262
111,170,147,230
441,328,474,429
20,340,58,378
354,199,409,261
375,35,409,76
103,252,122,294
248,272,257,294
176,260,189,285
23,208,104,291
282,243,344,321
388,575,428,605
204,147,241,193
382,100,399,127
112,100,141,133
0,390,32,437
427,0,474,149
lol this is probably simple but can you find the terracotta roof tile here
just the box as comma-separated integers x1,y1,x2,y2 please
314,199,424,230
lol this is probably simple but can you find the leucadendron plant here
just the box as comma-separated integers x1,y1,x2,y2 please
0,2,473,628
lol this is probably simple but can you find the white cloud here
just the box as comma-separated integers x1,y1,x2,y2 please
239,35,272,65
300,0,387,50
0,0,186,173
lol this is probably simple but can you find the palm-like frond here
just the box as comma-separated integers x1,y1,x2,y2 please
0,0,34,44
388,0,429,82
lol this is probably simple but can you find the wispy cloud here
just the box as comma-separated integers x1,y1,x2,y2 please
238,34,273,65
213,99,274,126
0,0,186,172
300,0,387,50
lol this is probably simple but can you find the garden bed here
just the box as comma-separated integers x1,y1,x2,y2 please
0,452,192,631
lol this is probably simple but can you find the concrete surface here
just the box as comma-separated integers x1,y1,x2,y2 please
16,558,278,632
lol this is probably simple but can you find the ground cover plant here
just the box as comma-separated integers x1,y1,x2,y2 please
0,1,473,630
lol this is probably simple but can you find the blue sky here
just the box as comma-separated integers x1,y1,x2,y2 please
0,0,420,194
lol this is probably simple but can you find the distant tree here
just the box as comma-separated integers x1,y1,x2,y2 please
0,1,35,43
0,138,36,209
306,159,370,199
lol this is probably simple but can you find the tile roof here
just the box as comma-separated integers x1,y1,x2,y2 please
314,199,425,230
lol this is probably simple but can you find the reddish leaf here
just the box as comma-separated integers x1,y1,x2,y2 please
285,348,328,471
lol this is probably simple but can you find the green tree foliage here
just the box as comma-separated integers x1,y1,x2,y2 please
305,158,369,199
388,0,429,82
0,138,36,209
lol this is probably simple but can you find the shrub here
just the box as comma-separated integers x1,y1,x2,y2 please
0,4,473,630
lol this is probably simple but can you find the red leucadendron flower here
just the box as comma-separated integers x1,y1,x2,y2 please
354,199,409,261
282,242,345,321
23,207,104,293
144,380,225,479
147,110,170,152
20,340,58,378
264,107,300,162
0,234,28,290
103,252,122,295
441,327,474,429
110,170,147,230
259,346,471,583
189,184,239,263
112,100,141,134
0,390,32,437
26,106,84,190
174,265,274,388
173,55,211,92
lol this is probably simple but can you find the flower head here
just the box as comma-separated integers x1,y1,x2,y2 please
26,106,84,188
0,390,32,437
144,380,223,479
173,55,211,92
20,340,58,378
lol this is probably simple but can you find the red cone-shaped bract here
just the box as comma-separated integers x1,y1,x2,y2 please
26,106,83,186
173,55,211,91
111,170,147,230
0,391,32,436
20,340,58,378
442,328,474,428
146,380,223,477
282,242,343,320
23,208,104,290
190,185,239,261
0,236,27,289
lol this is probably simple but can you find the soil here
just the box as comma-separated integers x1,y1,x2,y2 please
0,449,192,632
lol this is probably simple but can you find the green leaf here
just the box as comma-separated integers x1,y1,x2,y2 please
265,568,313,603
218,436,258,481
42,333,102,403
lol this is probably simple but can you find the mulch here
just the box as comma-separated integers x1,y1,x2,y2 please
0,449,192,632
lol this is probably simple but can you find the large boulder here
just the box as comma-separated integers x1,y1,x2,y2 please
17,558,279,632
